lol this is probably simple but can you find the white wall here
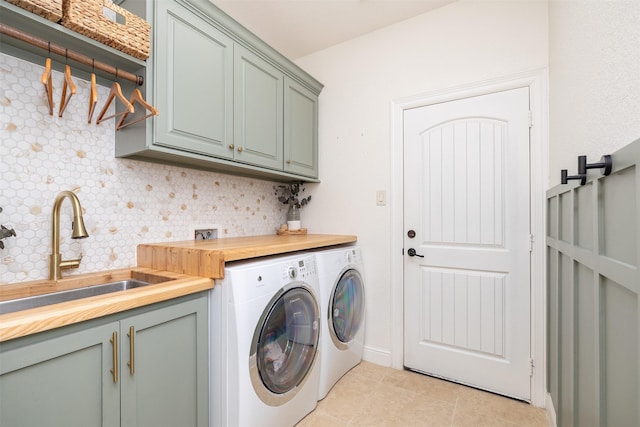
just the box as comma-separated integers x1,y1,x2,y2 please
296,1,548,363
548,0,640,186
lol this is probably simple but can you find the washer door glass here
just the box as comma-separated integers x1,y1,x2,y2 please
331,269,364,343
256,287,319,395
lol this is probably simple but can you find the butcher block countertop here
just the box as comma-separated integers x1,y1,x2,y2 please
0,267,213,342
137,234,357,278
0,234,356,342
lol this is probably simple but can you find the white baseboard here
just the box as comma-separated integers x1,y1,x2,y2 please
362,345,392,367
545,393,557,427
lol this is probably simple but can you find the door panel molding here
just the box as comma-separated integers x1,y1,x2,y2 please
390,69,549,407
420,119,507,247
417,266,507,358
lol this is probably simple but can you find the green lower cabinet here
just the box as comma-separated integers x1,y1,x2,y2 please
120,297,209,427
0,322,121,427
0,294,209,427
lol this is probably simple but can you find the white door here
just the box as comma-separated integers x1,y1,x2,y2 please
403,87,531,400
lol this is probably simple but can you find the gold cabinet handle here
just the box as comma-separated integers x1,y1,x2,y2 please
110,331,118,383
237,146,243,153
127,326,135,375
228,144,234,149
286,160,291,164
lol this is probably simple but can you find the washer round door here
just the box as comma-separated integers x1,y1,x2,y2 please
329,268,365,350
249,284,320,406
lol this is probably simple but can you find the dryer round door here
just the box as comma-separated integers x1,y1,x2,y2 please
329,268,365,350
249,284,320,406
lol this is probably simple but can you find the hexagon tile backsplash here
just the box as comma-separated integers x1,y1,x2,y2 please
0,53,287,284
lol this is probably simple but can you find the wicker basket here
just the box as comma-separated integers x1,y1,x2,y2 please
61,0,150,60
6,0,63,23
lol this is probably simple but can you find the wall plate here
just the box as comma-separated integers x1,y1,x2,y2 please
193,224,220,240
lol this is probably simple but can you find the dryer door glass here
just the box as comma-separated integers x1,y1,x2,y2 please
331,269,364,343
256,287,319,395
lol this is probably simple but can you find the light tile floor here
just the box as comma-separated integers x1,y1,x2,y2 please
297,361,548,427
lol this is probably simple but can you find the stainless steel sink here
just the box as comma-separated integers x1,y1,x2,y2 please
0,279,151,315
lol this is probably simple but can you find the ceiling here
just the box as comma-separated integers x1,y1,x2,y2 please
211,0,456,60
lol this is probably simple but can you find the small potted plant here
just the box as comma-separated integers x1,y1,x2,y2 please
274,182,311,231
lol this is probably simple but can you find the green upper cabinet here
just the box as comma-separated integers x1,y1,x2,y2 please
234,45,284,170
115,0,323,182
284,77,319,178
153,0,233,159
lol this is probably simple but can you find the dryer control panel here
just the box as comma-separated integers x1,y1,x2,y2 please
345,247,362,265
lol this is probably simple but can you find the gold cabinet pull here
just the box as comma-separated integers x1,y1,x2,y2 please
110,331,118,383
237,146,243,152
127,326,135,375
228,144,234,149
286,160,291,164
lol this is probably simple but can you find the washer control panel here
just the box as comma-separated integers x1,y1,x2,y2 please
281,255,317,282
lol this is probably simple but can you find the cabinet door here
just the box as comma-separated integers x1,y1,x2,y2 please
120,295,209,427
234,45,284,170
154,0,234,158
0,322,120,427
284,77,319,178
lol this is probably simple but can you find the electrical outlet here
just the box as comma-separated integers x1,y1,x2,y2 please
193,225,219,240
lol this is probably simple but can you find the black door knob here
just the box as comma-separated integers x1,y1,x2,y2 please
407,248,424,258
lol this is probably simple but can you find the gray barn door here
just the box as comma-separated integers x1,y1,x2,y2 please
546,138,640,426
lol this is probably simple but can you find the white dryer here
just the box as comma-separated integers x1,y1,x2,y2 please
313,245,366,400
210,253,321,427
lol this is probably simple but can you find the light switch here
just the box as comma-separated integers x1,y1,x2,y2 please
376,190,386,206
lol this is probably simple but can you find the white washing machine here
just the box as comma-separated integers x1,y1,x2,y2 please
210,253,321,427
313,245,366,400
